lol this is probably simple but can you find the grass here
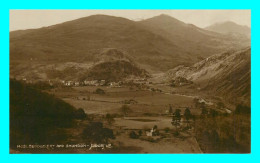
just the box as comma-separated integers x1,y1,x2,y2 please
51,86,200,115
127,119,158,122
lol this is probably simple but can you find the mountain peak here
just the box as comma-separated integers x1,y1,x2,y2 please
147,14,185,24
205,21,251,38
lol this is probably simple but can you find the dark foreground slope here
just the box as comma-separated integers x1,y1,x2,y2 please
10,79,82,148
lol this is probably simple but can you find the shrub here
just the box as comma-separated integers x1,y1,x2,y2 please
82,122,115,143
129,131,139,139
164,127,170,133
95,88,105,94
74,108,87,120
234,104,251,115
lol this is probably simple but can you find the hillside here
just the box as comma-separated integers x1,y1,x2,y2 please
205,21,251,39
10,48,148,82
165,47,251,105
139,14,250,60
10,79,83,147
10,14,249,77
83,60,149,82
10,14,186,71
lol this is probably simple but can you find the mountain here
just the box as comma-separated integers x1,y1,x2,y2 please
10,14,250,81
166,47,251,105
205,21,251,38
10,48,148,82
83,60,149,82
80,48,149,82
139,14,250,59
10,14,187,71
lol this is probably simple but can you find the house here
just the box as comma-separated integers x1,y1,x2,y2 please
83,80,98,86
75,82,80,86
109,82,121,87
65,81,74,86
100,80,106,86
146,127,157,137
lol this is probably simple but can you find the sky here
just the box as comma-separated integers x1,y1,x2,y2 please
9,10,251,31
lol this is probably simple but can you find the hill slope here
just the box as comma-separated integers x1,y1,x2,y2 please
10,14,249,75
166,47,251,105
10,14,187,71
139,14,250,59
10,79,79,147
205,21,251,38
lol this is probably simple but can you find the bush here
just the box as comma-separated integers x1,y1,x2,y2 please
129,131,139,139
120,105,132,116
164,127,170,133
74,108,87,120
82,122,115,143
95,88,105,94
234,104,251,114
105,113,115,125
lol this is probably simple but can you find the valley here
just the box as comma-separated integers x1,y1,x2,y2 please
9,13,251,154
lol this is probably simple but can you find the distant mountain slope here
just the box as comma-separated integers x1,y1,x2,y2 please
83,60,149,82
10,15,187,71
10,48,149,82
139,14,250,59
166,47,251,105
10,14,249,74
205,21,251,38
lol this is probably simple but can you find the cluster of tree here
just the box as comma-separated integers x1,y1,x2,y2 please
129,130,142,139
27,81,54,90
170,77,193,87
95,88,105,94
120,105,132,116
74,108,88,120
194,103,251,153
105,113,115,125
234,104,251,115
170,108,194,135
194,114,250,153
82,122,115,144
10,79,87,148
193,98,206,109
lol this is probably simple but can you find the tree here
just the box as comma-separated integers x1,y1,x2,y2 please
121,105,131,116
209,109,218,118
169,104,173,114
138,130,143,136
129,131,139,139
201,108,208,118
74,108,87,120
95,88,105,94
82,122,115,143
193,98,200,108
105,113,115,125
217,102,225,110
153,125,159,136
171,109,181,133
164,127,170,133
234,104,251,115
184,108,192,128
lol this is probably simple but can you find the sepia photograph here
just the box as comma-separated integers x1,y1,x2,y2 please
9,10,251,154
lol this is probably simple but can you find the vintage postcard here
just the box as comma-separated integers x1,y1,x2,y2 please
9,10,251,154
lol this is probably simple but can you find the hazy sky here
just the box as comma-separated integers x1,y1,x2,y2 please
9,10,251,31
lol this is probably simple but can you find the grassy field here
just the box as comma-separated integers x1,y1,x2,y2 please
44,85,237,153
50,86,201,115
